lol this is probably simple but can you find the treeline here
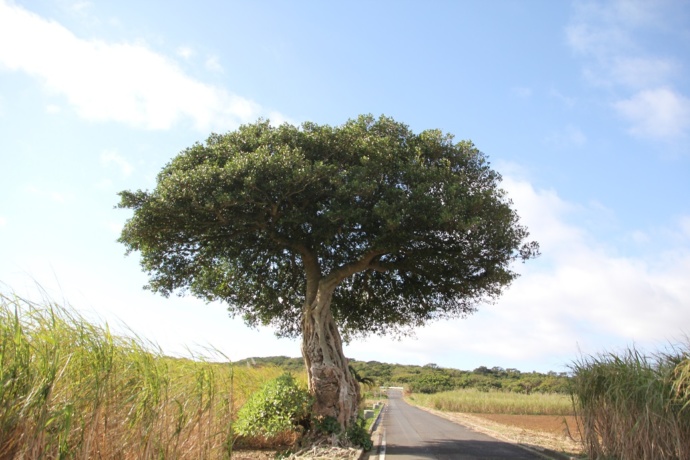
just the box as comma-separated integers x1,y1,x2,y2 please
234,357,571,395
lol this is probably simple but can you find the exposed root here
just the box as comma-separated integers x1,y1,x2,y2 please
281,433,363,459
284,444,361,459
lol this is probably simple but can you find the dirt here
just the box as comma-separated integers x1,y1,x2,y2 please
473,414,581,440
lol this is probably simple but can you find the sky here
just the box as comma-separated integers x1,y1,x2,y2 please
1,0,689,373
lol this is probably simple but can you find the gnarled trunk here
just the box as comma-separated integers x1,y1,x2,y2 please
301,281,359,428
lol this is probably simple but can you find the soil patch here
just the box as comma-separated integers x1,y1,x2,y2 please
414,407,585,458
473,414,581,440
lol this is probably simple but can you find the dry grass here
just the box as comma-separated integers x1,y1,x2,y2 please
0,290,283,459
570,346,690,460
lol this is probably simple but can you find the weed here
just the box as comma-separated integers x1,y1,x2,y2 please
0,290,281,459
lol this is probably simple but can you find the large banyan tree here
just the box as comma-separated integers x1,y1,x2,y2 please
117,115,539,428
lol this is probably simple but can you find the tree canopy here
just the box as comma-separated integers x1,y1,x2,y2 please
118,115,538,340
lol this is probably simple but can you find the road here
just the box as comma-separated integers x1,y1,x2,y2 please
369,389,543,460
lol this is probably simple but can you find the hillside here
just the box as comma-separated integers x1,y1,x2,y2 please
233,356,571,394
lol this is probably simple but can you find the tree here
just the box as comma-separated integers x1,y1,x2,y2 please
117,115,539,428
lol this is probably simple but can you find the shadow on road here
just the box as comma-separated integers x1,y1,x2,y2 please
383,438,540,459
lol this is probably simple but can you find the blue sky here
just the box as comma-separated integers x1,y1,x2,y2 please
1,0,689,372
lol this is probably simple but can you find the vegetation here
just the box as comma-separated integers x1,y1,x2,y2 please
0,291,283,459
244,356,571,395
570,346,690,460
117,114,539,427
408,389,573,415
234,373,311,439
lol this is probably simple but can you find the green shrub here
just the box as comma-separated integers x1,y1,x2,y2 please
346,418,373,450
313,415,341,435
234,373,312,438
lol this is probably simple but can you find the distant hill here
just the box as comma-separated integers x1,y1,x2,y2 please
233,356,571,394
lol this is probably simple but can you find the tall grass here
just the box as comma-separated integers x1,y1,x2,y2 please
408,388,573,416
570,346,690,460
0,291,283,459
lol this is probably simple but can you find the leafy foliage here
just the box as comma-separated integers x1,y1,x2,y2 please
346,419,373,450
118,115,538,340
242,356,571,395
313,415,341,435
234,373,311,438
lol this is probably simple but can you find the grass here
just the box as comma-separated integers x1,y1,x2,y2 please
361,400,383,432
570,345,690,460
407,388,574,416
0,290,283,459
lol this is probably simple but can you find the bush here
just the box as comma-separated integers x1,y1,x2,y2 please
234,373,312,438
313,415,341,435
346,419,373,450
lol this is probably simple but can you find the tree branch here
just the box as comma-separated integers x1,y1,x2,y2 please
326,249,388,287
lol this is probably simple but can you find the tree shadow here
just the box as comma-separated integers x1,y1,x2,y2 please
378,438,542,459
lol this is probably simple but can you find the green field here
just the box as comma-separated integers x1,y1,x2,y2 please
407,388,574,416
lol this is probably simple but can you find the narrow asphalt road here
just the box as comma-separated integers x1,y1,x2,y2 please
370,389,543,460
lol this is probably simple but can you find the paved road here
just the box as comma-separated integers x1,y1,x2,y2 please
371,389,542,460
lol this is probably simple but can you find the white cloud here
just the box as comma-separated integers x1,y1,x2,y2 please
512,86,532,99
610,56,678,89
614,87,690,139
545,124,587,148
680,216,690,239
566,0,689,141
491,177,690,353
0,1,283,131
350,177,690,371
95,178,113,190
0,216,6,228
549,88,576,108
205,55,223,73
101,150,133,177
102,219,123,235
177,46,194,59
45,104,61,114
26,184,74,204
68,1,93,14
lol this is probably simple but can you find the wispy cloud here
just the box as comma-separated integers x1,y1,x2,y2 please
566,0,690,141
205,55,223,73
545,124,587,148
101,150,133,177
177,46,194,60
69,1,93,15
0,1,284,131
26,184,74,204
614,87,690,139
512,86,532,99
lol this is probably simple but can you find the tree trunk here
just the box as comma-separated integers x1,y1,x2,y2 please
301,281,359,428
